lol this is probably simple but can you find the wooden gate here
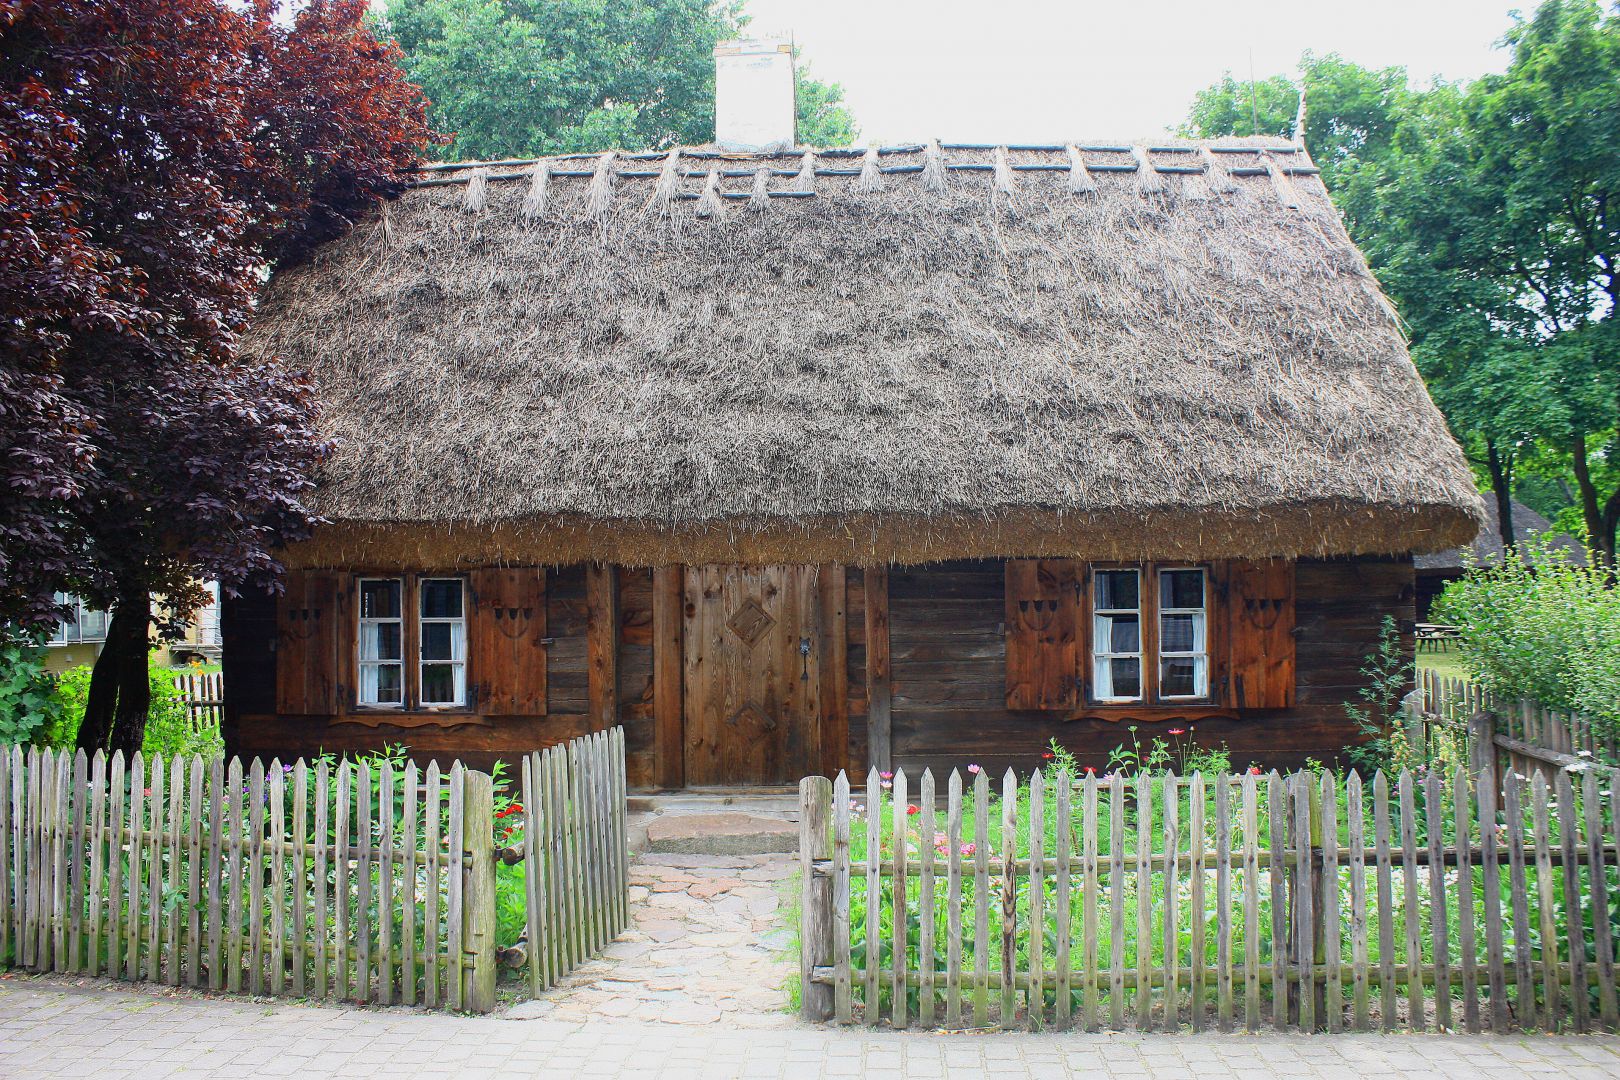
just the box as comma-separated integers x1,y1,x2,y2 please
683,565,824,786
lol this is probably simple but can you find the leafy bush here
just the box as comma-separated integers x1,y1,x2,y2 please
1433,538,1620,735
0,635,63,746
41,659,223,758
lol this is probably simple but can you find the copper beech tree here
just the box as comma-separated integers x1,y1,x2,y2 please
0,0,436,752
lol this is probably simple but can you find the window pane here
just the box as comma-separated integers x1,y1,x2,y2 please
1096,613,1139,653
1159,569,1204,610
1109,657,1141,699
421,621,466,662
1160,613,1203,653
360,622,402,662
360,579,401,620
1160,656,1205,698
361,663,402,705
1095,570,1138,611
422,663,462,705
421,579,463,620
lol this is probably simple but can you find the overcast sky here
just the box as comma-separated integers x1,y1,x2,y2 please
740,0,1538,143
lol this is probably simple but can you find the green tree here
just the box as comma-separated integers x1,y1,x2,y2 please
795,60,856,147
381,0,855,158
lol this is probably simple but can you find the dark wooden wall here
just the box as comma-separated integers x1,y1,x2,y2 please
223,555,1408,784
883,556,1413,778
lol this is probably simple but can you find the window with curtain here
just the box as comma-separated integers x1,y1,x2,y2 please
1088,564,1210,705
419,578,466,706
358,578,404,706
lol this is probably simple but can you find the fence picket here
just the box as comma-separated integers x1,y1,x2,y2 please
1454,767,1477,1033
247,759,265,996
1267,772,1287,1032
1108,774,1125,1030
186,757,204,988
1477,768,1506,1032
946,769,964,1029
106,752,126,980
918,769,937,1028
865,766,881,1025
289,761,306,998
1556,771,1585,1032
1347,772,1369,1032
312,760,330,999
1054,770,1073,1029
963,768,984,1026
1424,770,1449,1030
1026,769,1042,1030
86,753,105,979
1530,772,1559,1031
1321,771,1341,1033
1000,768,1017,1029
269,760,286,996
1214,773,1232,1032
1242,772,1260,1033
334,761,351,1001
1291,773,1314,1034
1081,773,1100,1032
1585,770,1616,1028
51,751,69,973
446,763,465,1012
356,761,373,1003
68,751,86,974
1190,773,1207,1032
423,761,441,1009
377,761,394,1005
125,751,144,982
1503,769,1534,1031
832,770,852,1025
892,768,909,1029
1161,773,1179,1031
206,757,223,991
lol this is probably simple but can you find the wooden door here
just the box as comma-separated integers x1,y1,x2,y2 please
683,565,824,786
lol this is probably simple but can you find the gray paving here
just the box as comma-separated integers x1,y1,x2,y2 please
4,976,1620,1079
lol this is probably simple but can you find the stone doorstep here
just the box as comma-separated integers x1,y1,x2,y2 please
642,812,799,855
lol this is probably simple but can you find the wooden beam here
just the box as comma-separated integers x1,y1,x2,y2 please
586,564,618,732
864,565,892,775
652,566,685,789
818,565,849,779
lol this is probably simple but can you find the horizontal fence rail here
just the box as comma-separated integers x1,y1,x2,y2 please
800,764,1620,1034
1415,671,1620,781
519,727,630,994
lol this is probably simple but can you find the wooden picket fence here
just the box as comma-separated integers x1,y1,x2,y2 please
799,764,1620,1033
1417,669,1620,773
0,728,628,1013
170,671,224,738
516,726,630,994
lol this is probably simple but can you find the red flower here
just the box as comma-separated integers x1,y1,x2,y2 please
1167,728,1186,736
1084,766,1097,773
1042,751,1055,760
906,804,920,816
1248,766,1262,775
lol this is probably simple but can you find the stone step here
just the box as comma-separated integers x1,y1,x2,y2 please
628,792,801,818
640,811,799,856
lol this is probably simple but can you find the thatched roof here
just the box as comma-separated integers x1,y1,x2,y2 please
1416,499,1585,573
248,138,1484,569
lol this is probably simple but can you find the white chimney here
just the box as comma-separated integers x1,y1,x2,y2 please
713,38,797,152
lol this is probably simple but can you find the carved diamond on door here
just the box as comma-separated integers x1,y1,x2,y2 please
726,702,776,731
726,596,775,648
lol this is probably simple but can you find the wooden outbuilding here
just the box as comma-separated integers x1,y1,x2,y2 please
224,138,1483,785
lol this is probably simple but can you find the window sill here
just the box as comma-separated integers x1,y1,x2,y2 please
333,710,487,729
1067,703,1234,724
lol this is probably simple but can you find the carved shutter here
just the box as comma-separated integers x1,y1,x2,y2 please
275,571,342,715
1226,558,1296,709
470,567,548,716
1005,559,1080,710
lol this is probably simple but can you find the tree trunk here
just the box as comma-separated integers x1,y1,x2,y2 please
75,588,151,755
1570,434,1616,567
1485,440,1517,559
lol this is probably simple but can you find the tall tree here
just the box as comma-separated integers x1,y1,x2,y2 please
381,0,856,158
0,0,436,752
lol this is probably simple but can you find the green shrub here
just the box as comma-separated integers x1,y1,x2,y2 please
0,635,62,747
1433,537,1620,734
42,658,223,758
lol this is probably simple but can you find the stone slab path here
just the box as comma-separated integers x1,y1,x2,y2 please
504,851,796,1028
6,977,1620,1079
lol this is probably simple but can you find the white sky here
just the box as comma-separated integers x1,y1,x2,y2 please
741,0,1537,143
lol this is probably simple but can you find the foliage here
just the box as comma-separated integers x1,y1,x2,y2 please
1343,615,1424,774
0,0,436,751
0,636,62,747
1434,538,1620,735
381,0,855,158
41,662,223,759
1102,728,1233,777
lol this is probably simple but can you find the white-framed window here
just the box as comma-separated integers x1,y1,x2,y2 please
357,578,404,706
1157,567,1209,699
49,593,109,646
1091,568,1143,702
418,578,466,707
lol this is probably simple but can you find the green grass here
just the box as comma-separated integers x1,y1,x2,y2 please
1416,641,1468,681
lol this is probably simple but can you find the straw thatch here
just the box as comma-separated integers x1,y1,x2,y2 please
1416,500,1585,573
247,138,1483,570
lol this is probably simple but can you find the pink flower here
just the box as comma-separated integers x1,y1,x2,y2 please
967,764,982,775
879,771,893,780
880,779,893,790
1168,728,1186,736
960,843,977,857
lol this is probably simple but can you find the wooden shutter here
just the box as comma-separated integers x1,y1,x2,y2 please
1005,559,1080,710
1226,558,1296,709
470,567,547,716
275,571,342,715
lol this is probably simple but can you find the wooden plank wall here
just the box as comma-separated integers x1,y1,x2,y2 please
884,557,1413,777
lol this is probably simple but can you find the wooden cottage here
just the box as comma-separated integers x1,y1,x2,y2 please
224,125,1483,786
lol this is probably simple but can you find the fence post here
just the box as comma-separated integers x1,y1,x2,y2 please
461,770,498,1013
799,775,834,1023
